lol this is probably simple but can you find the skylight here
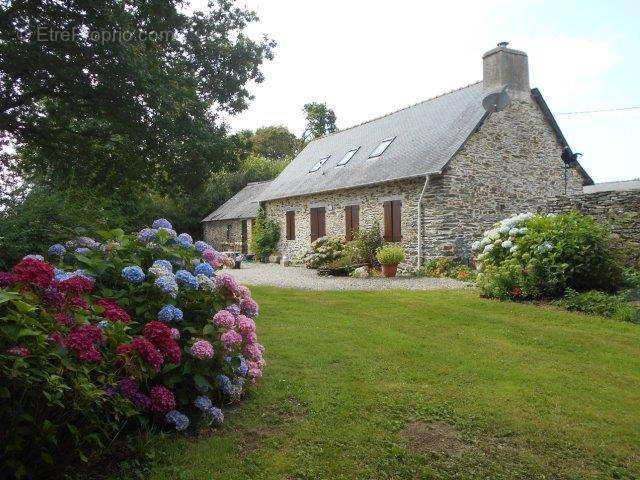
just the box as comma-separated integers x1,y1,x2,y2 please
309,156,330,173
336,147,360,167
368,137,395,158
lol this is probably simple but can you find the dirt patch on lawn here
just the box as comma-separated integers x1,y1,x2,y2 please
398,420,466,456
242,427,277,452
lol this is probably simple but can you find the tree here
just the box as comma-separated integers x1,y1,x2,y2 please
0,0,275,195
252,125,299,160
250,207,280,261
301,102,337,142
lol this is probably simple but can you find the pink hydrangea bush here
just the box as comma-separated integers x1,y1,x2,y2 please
0,219,264,476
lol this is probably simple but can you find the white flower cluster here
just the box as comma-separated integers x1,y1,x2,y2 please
471,212,535,265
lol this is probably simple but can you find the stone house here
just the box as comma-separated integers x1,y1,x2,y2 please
255,43,593,268
201,180,272,253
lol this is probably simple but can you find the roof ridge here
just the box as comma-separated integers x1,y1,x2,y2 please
312,80,482,142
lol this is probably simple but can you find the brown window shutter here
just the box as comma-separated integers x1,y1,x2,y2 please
392,200,402,242
352,205,359,236
310,208,318,242
290,211,295,240
345,206,352,240
318,207,326,237
285,211,293,240
383,201,392,241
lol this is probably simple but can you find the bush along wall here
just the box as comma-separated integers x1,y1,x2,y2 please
0,219,264,479
473,212,623,301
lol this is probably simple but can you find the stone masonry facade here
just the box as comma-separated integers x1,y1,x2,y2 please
203,219,255,253
263,96,586,267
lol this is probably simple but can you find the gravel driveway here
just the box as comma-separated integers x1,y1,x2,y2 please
225,262,469,291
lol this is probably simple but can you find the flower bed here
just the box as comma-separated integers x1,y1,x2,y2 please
0,219,264,477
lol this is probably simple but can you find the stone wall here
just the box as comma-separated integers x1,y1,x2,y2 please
546,189,640,264
202,219,254,253
264,179,424,266
262,96,588,267
420,97,586,261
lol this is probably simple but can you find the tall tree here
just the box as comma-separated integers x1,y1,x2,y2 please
301,102,337,142
0,0,275,195
252,125,298,160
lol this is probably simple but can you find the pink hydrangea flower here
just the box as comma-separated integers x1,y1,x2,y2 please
236,315,255,336
220,330,243,350
234,285,251,299
213,310,235,328
149,385,176,413
242,342,262,362
202,249,222,268
190,339,214,359
6,346,29,357
170,328,180,340
239,297,258,316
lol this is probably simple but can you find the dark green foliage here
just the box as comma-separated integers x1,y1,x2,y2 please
1,0,275,196
250,208,279,260
251,126,299,160
301,102,337,142
555,289,638,322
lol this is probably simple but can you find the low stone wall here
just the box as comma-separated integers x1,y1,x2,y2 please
546,189,640,264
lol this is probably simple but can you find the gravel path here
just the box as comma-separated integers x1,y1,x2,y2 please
225,262,469,291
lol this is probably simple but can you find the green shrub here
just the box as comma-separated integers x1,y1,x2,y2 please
420,257,476,281
554,289,638,322
353,222,382,267
303,236,346,269
376,245,405,266
250,207,280,261
474,212,623,300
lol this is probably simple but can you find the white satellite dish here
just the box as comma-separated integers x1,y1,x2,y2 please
482,86,511,113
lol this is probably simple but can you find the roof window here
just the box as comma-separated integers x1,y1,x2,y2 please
368,137,395,158
309,156,330,173
336,147,359,167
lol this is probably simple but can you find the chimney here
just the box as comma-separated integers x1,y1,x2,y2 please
483,42,530,100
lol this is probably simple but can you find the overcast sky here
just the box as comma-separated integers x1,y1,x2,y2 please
193,0,640,183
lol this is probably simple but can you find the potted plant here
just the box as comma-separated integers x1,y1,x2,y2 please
376,245,405,278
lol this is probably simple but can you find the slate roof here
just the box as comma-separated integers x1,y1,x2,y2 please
258,82,487,201
201,180,272,222
583,180,640,193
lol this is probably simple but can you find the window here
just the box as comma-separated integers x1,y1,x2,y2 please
383,200,401,242
309,156,330,173
344,205,359,241
286,211,295,240
336,147,360,167
369,137,395,158
310,207,326,242
226,224,232,240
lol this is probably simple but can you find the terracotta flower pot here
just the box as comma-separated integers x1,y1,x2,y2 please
381,264,398,278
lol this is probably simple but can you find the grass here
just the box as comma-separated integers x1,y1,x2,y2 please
148,288,640,479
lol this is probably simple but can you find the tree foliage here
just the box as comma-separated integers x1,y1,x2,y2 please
251,125,299,160
249,207,280,260
0,0,275,195
301,102,337,142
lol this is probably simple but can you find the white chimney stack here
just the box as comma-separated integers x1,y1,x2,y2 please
483,42,530,100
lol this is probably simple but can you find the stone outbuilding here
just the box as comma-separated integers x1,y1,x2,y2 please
201,180,272,253
255,43,593,268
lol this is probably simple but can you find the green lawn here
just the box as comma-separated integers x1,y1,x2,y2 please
149,288,640,479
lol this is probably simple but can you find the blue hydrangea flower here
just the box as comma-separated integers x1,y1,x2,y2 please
97,320,110,329
194,241,211,253
48,244,66,257
194,395,213,411
75,247,90,255
225,304,241,316
165,410,189,431
121,266,145,284
154,275,178,298
157,304,183,322
235,362,248,377
152,218,173,230
216,374,232,394
194,262,214,277
207,407,224,427
175,270,198,290
137,228,158,243
177,233,193,246
152,259,173,273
